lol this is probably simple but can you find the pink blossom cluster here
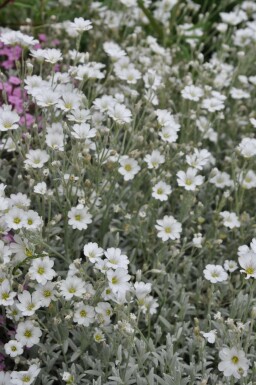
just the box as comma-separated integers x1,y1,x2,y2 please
0,42,21,70
0,74,35,127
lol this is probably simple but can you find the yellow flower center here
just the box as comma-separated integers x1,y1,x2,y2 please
37,267,45,275
2,292,9,300
11,346,17,351
44,290,51,297
185,179,192,186
24,330,32,338
13,217,21,224
27,219,33,225
69,287,76,293
246,267,254,275
124,164,132,172
157,188,163,195
4,122,12,129
25,248,33,257
80,310,87,317
165,227,172,234
94,334,102,342
112,276,118,284
75,214,81,221
232,356,239,364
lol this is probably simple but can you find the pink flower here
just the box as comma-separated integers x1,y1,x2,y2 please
39,33,47,42
9,76,21,85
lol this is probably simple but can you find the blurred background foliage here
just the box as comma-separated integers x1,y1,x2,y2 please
0,0,245,59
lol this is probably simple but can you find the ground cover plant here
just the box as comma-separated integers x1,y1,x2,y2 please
0,0,256,384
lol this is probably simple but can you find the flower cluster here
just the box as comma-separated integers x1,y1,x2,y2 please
0,0,256,384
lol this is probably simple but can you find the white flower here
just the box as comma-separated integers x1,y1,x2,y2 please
224,260,238,273
24,149,49,169
62,372,74,383
0,240,12,264
152,181,172,201
0,136,16,152
107,268,131,295
181,85,204,101
15,320,42,347
192,233,204,248
203,264,228,283
23,210,43,231
0,183,6,197
218,347,249,379
0,110,20,131
143,69,162,90
34,182,47,195
202,97,225,112
11,364,40,385
6,303,22,322
16,290,42,316
238,253,256,279
45,132,64,151
250,117,256,127
93,328,106,343
0,280,16,306
70,17,93,33
71,123,96,140
103,42,126,61
68,204,92,230
30,48,46,62
35,90,60,108
115,66,141,84
95,302,113,325
10,235,33,263
0,196,9,212
134,282,152,300
177,168,204,190
159,125,179,143
220,10,247,25
67,108,91,123
186,149,212,170
238,137,256,158
155,215,182,241
230,87,250,99
118,156,140,181
240,170,256,189
10,192,31,209
201,330,217,344
108,103,132,124
83,242,104,263
4,207,26,230
220,211,240,229
250,238,256,253
73,303,95,326
42,48,63,64
209,169,233,188
104,247,129,270
57,92,81,112
0,30,38,47
144,150,165,169
142,295,159,315
60,276,86,300
33,282,57,307
28,256,56,285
